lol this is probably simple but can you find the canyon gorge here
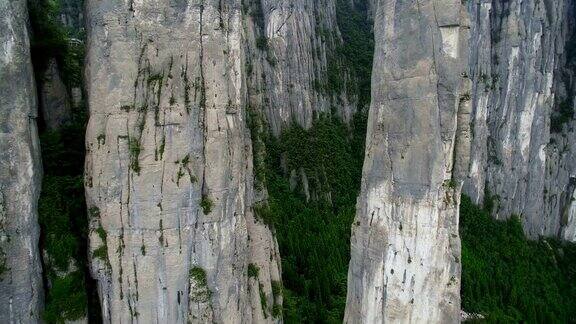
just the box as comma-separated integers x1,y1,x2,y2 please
1,0,575,323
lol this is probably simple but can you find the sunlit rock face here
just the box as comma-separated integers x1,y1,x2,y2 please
0,0,44,322
84,0,280,322
344,0,470,322
463,0,576,241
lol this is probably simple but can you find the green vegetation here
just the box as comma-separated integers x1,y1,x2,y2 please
551,99,574,133
256,37,269,51
28,0,95,321
271,280,283,318
92,245,108,262
325,0,374,107
92,224,110,266
246,106,267,189
247,1,373,321
262,115,364,323
39,176,84,270
129,137,142,173
189,266,212,303
43,271,88,323
259,283,269,318
29,0,84,88
271,280,283,298
253,202,276,226
200,195,214,215
189,266,208,285
38,123,90,323
248,263,260,278
38,131,89,322
460,195,576,322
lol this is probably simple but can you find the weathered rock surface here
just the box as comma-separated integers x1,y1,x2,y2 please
463,0,576,241
0,0,44,321
345,0,469,322
84,0,280,322
245,0,355,135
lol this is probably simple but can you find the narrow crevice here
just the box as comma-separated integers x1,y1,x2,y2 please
28,0,101,321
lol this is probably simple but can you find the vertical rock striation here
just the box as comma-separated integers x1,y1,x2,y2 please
345,0,469,322
245,0,356,135
0,0,44,321
84,0,280,322
464,0,576,241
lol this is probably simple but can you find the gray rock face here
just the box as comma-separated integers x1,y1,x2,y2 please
246,0,354,135
84,0,280,322
463,0,576,241
0,0,44,322
345,0,469,322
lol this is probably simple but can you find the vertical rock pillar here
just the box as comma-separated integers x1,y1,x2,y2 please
0,0,44,322
345,0,469,322
84,0,281,322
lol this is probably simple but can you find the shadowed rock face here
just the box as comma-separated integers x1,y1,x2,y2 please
40,58,72,130
0,0,44,322
344,0,469,322
83,0,280,322
463,0,576,241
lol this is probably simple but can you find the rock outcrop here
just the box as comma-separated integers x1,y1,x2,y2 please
463,0,576,241
0,0,44,321
84,0,280,322
345,0,469,322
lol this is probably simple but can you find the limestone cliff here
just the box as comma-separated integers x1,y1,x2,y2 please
345,0,469,322
0,0,44,321
84,0,280,322
463,0,576,241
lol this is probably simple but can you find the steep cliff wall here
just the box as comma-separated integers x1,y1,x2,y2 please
0,0,44,321
84,0,280,322
244,0,357,136
345,0,469,322
464,0,576,241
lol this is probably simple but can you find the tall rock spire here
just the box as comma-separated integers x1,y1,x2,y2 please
344,0,470,322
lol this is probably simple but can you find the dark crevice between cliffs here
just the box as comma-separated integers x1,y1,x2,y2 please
247,0,375,322
28,0,101,322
